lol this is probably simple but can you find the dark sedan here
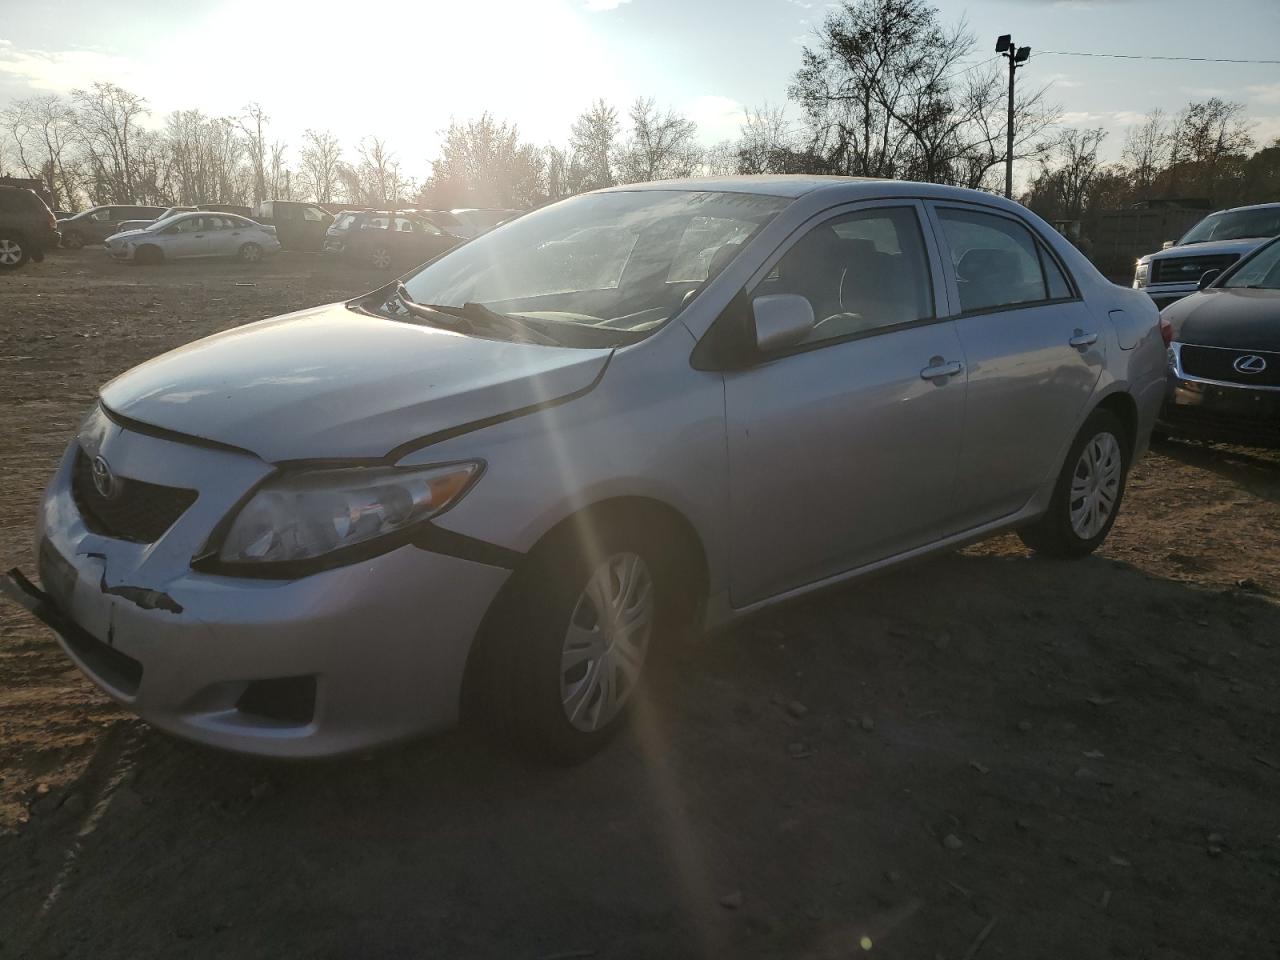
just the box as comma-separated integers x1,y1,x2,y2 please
1159,236,1280,446
323,211,462,269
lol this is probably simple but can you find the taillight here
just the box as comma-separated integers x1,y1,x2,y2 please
1159,315,1173,347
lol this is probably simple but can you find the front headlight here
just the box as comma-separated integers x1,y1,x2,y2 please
215,461,481,566
1134,261,1149,288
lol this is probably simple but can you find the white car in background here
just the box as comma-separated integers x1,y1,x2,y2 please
114,205,198,234
106,212,281,265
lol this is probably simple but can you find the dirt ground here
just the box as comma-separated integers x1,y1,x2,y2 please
1,249,1278,960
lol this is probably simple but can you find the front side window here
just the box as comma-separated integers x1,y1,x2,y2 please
753,206,935,347
333,213,356,230
1222,237,1280,290
173,217,201,234
399,190,789,344
303,206,326,222
936,207,1053,313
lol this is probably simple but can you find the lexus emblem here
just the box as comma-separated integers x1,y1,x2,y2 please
90,455,119,499
1233,354,1268,375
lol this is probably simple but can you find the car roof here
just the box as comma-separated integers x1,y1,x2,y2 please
1202,201,1280,215
591,174,1034,213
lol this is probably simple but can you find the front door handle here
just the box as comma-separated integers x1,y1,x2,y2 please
1069,329,1099,348
920,358,964,380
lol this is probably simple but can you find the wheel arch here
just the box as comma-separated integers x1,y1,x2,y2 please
1093,389,1140,458
459,494,709,720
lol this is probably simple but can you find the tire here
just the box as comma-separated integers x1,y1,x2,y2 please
1018,408,1130,558
473,515,689,764
370,246,393,270
0,235,28,270
134,245,164,266
61,231,84,250
238,242,263,263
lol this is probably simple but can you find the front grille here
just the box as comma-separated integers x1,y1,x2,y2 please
71,448,198,543
1151,253,1239,285
1180,344,1280,387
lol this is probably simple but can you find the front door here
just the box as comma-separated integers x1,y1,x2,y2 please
927,203,1105,528
722,202,967,606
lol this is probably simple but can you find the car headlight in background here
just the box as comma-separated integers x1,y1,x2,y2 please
215,461,481,566
1133,261,1149,288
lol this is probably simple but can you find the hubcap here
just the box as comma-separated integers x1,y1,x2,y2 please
0,239,22,264
372,249,391,268
560,552,655,733
1069,431,1122,540
243,244,260,261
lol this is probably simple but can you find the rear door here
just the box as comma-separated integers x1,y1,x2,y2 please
721,200,967,606
925,202,1104,528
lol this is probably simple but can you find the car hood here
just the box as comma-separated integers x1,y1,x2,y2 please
99,302,612,462
1165,287,1280,352
105,228,152,241
1142,237,1264,264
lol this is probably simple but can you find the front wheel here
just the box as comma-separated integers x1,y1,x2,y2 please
370,246,393,269
237,242,263,263
0,236,28,270
473,517,687,764
134,244,164,266
1018,409,1129,558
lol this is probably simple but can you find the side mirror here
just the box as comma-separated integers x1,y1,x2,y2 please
1198,268,1221,291
752,294,814,353
1161,240,1175,250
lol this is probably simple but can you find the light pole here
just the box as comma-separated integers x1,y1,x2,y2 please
996,35,1031,200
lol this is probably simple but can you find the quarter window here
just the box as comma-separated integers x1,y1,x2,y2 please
756,206,935,347
1040,244,1073,299
936,207,1059,312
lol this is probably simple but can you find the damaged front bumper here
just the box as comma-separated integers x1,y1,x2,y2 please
1,417,511,758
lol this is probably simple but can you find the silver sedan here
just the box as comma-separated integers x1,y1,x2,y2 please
106,212,281,264
3,176,1165,763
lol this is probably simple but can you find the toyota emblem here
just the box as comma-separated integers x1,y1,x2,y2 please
90,455,119,499
1233,354,1268,375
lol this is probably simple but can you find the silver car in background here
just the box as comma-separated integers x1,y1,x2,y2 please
106,212,281,265
3,176,1165,763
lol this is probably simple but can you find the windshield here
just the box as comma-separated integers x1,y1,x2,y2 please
398,190,788,345
1180,207,1280,245
1221,237,1280,290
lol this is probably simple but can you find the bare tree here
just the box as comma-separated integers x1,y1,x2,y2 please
298,128,343,203
71,82,151,202
613,98,702,183
0,94,80,208
238,103,270,205
268,140,296,200
421,114,544,208
1122,109,1169,201
736,102,794,174
789,0,1055,187
352,136,410,205
569,99,620,189
1024,127,1107,219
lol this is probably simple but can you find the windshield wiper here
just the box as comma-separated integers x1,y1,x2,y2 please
458,301,564,346
392,284,563,345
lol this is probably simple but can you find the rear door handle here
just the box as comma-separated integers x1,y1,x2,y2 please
1069,330,1098,348
920,359,964,380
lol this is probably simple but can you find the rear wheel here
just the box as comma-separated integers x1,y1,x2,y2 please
1018,408,1129,558
370,246,393,269
473,517,687,764
134,245,164,266
237,242,263,263
61,230,84,250
0,236,28,270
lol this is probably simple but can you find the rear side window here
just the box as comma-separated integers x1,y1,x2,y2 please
936,207,1058,313
333,213,356,229
1040,244,1073,299
303,206,326,222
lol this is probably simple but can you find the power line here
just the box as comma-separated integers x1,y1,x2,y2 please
1039,50,1280,65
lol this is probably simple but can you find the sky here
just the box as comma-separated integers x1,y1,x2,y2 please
1,0,1278,183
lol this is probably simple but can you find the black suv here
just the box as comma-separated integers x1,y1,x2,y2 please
251,201,333,251
57,204,169,248
0,185,60,270
323,210,462,269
